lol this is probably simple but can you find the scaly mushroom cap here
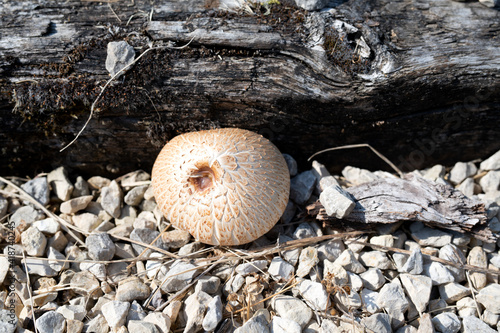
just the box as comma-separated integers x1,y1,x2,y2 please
152,128,290,246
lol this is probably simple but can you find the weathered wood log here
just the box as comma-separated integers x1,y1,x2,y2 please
0,0,499,177
306,174,495,241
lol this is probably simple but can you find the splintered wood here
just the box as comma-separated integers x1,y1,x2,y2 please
307,174,496,242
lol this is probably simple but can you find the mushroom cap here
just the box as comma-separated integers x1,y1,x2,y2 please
152,128,290,246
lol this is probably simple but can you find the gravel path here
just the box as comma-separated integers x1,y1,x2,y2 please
1,149,499,333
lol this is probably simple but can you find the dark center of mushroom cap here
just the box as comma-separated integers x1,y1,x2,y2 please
188,161,223,193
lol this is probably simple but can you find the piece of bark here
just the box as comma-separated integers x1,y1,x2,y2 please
307,174,496,242
0,0,499,177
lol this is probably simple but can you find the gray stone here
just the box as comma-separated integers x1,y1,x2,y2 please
409,221,452,247
235,260,268,276
60,195,93,214
127,300,147,321
88,176,111,190
101,300,130,328
107,262,132,284
0,195,7,220
47,166,74,201
23,257,57,276
36,311,66,333
481,149,500,171
296,247,319,277
80,262,106,281
319,185,356,219
11,205,43,227
476,283,500,314
422,262,455,285
21,226,47,256
279,235,300,266
234,310,270,333
456,297,477,318
273,295,312,329
480,170,500,194
361,313,391,333
130,228,162,255
73,176,90,197
269,257,295,281
56,304,87,321
184,289,211,333
462,315,496,333
100,180,123,218
360,288,380,313
438,282,471,303
195,275,221,294
360,268,385,290
396,326,418,333
106,41,136,77
83,314,108,333
124,185,149,206
202,295,223,332
86,232,116,261
376,282,409,329
116,277,150,302
290,170,316,205
458,177,475,197
439,244,466,282
161,229,191,249
21,177,50,205
70,271,102,299
283,154,298,176
128,320,160,333
33,217,60,235
270,316,302,333
467,246,488,289
160,261,198,293
293,222,317,240
323,260,348,285
47,247,68,272
0,309,17,333
431,312,461,333
449,162,478,185
318,239,345,261
299,280,329,311
144,312,171,333
400,274,432,313
401,248,424,274
280,200,296,225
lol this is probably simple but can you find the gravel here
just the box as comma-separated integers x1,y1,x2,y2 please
2,149,500,332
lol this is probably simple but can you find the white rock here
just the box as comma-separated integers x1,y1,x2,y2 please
0,196,7,221
128,320,160,333
423,165,446,181
439,244,466,282
402,248,423,274
48,166,74,201
115,277,151,302
360,289,380,314
409,222,452,247
290,171,316,205
438,282,471,304
56,304,87,321
342,166,378,185
361,313,391,333
399,274,432,313
144,312,171,333
279,235,300,266
33,218,60,235
462,315,496,333
234,310,270,333
457,177,475,197
467,246,488,290
124,185,149,206
296,247,319,277
11,205,43,227
195,275,220,294
323,260,348,285
480,150,500,171
73,176,90,197
319,185,355,219
36,311,66,333
311,160,338,190
317,239,345,261
270,316,302,333
0,309,17,333
160,261,198,293
60,195,93,214
334,289,362,310
21,226,47,256
293,222,317,239
376,283,409,329
100,180,123,218
431,312,461,333
0,257,9,285
202,295,222,331
422,262,455,285
72,212,101,232
347,271,364,292
106,41,136,77
449,162,477,185
360,268,385,290
396,325,418,333
334,249,366,274
47,247,68,272
101,300,130,328
320,318,341,332
456,297,477,318
235,260,268,276
359,251,395,270
272,295,312,329
23,257,57,276
476,283,500,314
482,310,500,327
480,171,500,194
83,314,108,333
299,280,329,311
269,257,295,281
370,235,394,250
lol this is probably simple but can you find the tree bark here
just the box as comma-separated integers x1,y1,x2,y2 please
0,0,499,177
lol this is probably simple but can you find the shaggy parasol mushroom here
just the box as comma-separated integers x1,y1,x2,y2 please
152,128,290,246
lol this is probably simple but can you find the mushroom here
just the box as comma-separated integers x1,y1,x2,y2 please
152,128,290,246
